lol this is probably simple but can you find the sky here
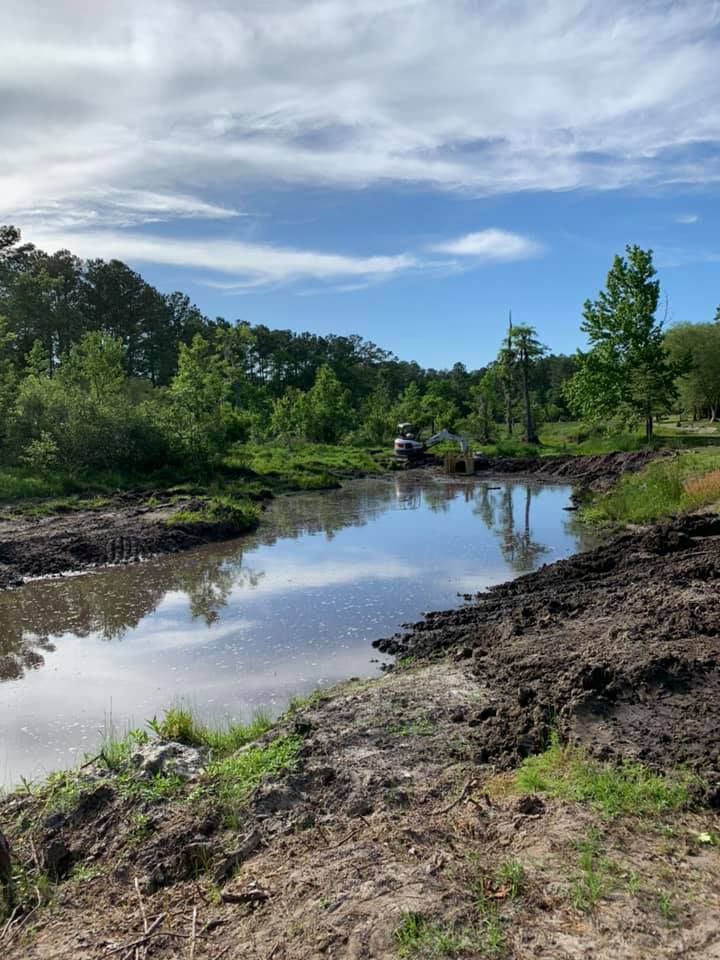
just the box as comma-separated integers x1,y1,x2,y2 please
2,0,720,369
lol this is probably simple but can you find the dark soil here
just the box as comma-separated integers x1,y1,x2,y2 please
0,494,261,590
375,513,720,798
471,449,667,491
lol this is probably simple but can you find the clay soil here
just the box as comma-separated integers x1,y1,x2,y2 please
2,503,720,958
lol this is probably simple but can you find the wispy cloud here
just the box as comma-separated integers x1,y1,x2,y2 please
27,229,416,286
429,229,542,261
2,0,720,242
674,213,699,224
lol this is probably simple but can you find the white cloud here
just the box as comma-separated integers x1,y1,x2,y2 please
2,0,720,269
27,228,416,286
675,213,699,224
429,229,542,261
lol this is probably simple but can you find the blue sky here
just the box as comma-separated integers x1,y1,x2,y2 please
3,0,720,368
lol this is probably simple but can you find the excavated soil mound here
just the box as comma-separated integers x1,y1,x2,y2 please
472,449,666,491
0,497,259,589
375,514,720,797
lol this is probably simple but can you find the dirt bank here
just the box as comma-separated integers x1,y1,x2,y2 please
376,513,720,797
471,449,666,491
0,493,261,590
2,661,719,959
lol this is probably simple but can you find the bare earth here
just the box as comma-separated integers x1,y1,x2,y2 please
1,506,719,958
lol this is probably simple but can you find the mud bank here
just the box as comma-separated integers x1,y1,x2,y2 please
0,452,658,589
376,513,720,796
0,493,261,590
471,449,665,491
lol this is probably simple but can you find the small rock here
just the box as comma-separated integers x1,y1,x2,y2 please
449,707,467,723
74,784,115,820
0,830,11,887
131,741,207,780
346,797,373,817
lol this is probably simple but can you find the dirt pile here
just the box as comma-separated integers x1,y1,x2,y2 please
0,495,260,590
376,513,720,796
472,449,666,491
3,664,720,959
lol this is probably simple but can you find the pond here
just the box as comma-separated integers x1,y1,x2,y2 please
0,475,593,786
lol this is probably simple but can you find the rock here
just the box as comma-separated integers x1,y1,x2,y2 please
131,741,207,780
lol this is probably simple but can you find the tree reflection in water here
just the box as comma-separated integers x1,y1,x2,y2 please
0,477,586,683
0,480,402,682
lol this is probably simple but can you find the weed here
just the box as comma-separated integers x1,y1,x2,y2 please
200,735,302,823
128,812,153,842
166,495,259,530
286,689,331,714
148,705,273,758
116,771,184,803
583,450,720,523
569,829,607,911
514,732,692,818
393,717,436,737
625,870,641,895
72,862,100,882
657,891,677,921
495,860,525,900
392,912,486,958
98,726,150,771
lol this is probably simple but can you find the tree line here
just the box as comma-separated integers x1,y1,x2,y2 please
1,224,718,482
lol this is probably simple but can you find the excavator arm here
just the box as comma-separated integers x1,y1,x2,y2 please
423,429,469,454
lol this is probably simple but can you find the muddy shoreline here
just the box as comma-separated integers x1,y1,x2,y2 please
376,511,720,797
1,474,719,957
0,451,661,590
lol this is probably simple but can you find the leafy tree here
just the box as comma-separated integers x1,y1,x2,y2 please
469,368,500,443
305,364,353,443
665,322,720,421
166,335,242,469
564,246,678,440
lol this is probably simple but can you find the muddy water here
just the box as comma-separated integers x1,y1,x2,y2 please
0,475,591,786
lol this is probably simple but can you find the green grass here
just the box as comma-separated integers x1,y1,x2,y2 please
166,494,260,530
148,705,273,758
513,733,692,818
200,734,302,817
583,450,720,523
569,829,608,911
228,442,383,492
393,913,488,959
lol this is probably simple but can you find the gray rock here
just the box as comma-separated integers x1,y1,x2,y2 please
131,741,207,780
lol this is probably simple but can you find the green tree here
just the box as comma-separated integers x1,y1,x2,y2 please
511,324,547,443
469,368,500,443
665,322,720,421
305,364,352,443
166,335,237,469
564,245,678,441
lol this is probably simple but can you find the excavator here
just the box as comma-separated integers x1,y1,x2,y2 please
393,423,469,460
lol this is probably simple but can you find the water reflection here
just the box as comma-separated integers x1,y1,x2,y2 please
0,477,589,684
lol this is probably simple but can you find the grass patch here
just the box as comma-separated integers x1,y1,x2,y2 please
148,705,273,758
583,450,720,523
569,828,609,911
393,913,490,959
166,494,259,530
513,733,692,818
200,734,302,819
